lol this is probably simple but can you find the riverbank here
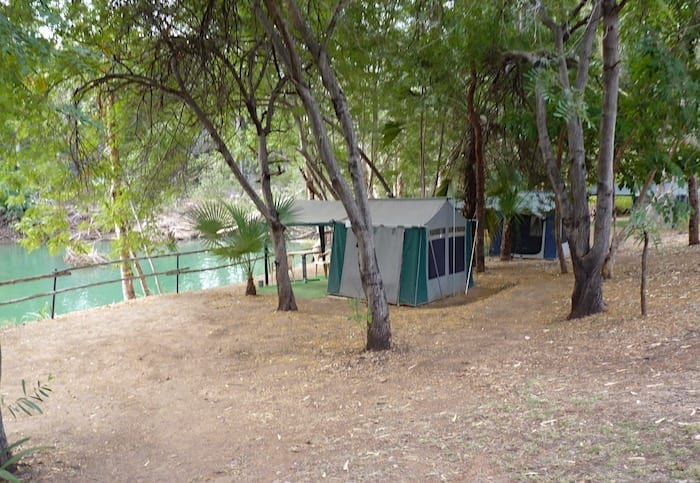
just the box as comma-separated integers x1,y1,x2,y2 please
0,223,20,243
0,204,199,245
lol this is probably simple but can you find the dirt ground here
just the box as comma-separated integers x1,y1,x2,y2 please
3,232,698,482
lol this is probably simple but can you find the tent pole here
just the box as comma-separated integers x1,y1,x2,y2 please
452,198,456,295
414,229,422,305
466,219,477,295
430,233,444,299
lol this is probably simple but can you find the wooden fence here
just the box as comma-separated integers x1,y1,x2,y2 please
0,248,268,320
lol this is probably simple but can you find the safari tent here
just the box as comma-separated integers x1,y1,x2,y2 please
291,198,475,306
488,191,568,260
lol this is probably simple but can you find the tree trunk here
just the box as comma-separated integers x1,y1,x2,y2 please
534,1,621,319
100,87,137,301
688,173,699,245
259,130,297,311
294,113,337,199
554,128,568,274
431,119,446,197
569,255,606,319
0,406,10,471
115,227,136,301
131,253,152,296
641,230,649,316
602,170,657,279
269,219,297,311
245,271,257,296
467,66,486,273
463,132,477,220
554,199,568,274
260,0,391,349
419,100,426,198
0,347,14,471
359,148,393,198
129,202,162,294
499,219,513,261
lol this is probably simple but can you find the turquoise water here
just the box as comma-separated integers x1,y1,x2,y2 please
0,241,262,325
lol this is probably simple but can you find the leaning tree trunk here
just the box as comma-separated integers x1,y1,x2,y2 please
260,0,392,349
688,173,699,246
269,219,297,311
354,224,392,350
171,50,299,311
131,253,152,296
259,131,297,311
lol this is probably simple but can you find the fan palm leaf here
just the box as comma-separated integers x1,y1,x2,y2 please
187,200,268,295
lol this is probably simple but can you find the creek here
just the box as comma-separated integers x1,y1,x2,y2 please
0,241,257,325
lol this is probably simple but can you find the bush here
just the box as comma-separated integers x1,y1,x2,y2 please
0,186,31,225
589,194,634,216
615,195,634,215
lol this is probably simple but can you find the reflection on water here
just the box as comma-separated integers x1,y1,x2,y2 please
0,241,271,325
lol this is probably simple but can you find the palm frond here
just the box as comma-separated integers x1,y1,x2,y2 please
188,200,268,270
274,195,300,226
187,201,235,242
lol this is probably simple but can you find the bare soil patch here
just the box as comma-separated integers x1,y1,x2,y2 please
3,233,698,482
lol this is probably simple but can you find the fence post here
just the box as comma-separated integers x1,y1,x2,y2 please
176,253,180,294
51,269,58,319
264,245,269,286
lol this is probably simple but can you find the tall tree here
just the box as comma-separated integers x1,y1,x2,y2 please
533,0,623,318
257,0,392,350
71,0,301,310
0,1,58,467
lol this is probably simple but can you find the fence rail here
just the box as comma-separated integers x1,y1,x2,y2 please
0,248,268,321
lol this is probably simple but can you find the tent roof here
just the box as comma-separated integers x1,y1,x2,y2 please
366,198,458,227
290,198,462,228
289,200,347,226
486,191,555,218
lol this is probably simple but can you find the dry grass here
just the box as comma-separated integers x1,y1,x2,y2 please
2,231,698,482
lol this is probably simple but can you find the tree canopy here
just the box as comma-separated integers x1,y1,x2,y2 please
1,0,698,329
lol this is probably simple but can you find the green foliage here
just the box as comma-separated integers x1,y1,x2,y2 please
0,363,53,481
346,299,370,331
0,437,53,483
187,195,298,295
2,377,53,420
486,165,525,223
19,303,51,324
0,185,31,223
187,200,270,284
615,196,634,216
652,194,691,229
527,68,595,129
628,207,662,249
189,196,298,271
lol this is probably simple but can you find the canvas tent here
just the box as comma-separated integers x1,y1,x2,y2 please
488,191,568,260
290,198,475,306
